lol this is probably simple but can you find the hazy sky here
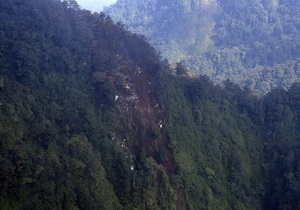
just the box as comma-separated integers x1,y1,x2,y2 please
76,0,117,12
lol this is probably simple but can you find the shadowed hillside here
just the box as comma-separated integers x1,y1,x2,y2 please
1,0,300,209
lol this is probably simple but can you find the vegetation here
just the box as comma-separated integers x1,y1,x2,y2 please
106,0,300,94
1,0,300,209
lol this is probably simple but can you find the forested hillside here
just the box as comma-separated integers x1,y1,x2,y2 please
1,0,300,209
105,0,300,94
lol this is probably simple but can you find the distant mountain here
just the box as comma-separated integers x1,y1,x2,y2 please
1,0,300,209
105,0,300,94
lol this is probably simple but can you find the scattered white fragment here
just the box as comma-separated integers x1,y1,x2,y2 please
155,103,159,107
159,120,163,128
115,95,119,101
83,62,87,65
131,165,134,171
138,71,141,74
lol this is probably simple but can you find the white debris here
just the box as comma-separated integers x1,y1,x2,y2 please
83,62,87,65
131,165,134,171
127,94,138,102
159,120,163,129
155,103,159,107
115,95,119,101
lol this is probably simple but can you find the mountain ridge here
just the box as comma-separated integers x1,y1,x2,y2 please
1,0,300,209
105,0,300,94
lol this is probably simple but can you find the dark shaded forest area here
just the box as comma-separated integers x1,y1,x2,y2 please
1,0,300,209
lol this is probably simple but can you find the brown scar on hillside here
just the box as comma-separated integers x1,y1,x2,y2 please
112,63,186,209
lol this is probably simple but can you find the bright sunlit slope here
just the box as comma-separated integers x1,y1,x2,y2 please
105,0,300,94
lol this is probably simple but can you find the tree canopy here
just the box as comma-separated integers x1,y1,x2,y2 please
1,0,300,209
106,0,300,94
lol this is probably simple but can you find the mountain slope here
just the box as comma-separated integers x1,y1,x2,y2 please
1,0,300,209
105,0,300,94
0,0,166,208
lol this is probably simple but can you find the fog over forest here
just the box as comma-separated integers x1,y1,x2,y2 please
76,0,117,11
1,0,300,209
105,0,300,94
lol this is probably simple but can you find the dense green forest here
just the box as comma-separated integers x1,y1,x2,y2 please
105,0,300,94
1,0,300,209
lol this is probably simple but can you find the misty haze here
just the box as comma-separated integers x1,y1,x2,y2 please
1,0,300,209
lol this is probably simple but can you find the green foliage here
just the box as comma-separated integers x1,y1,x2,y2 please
2,0,300,209
157,71,266,209
106,0,300,94
0,0,161,208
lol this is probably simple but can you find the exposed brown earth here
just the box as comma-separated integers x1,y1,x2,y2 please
111,60,186,209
